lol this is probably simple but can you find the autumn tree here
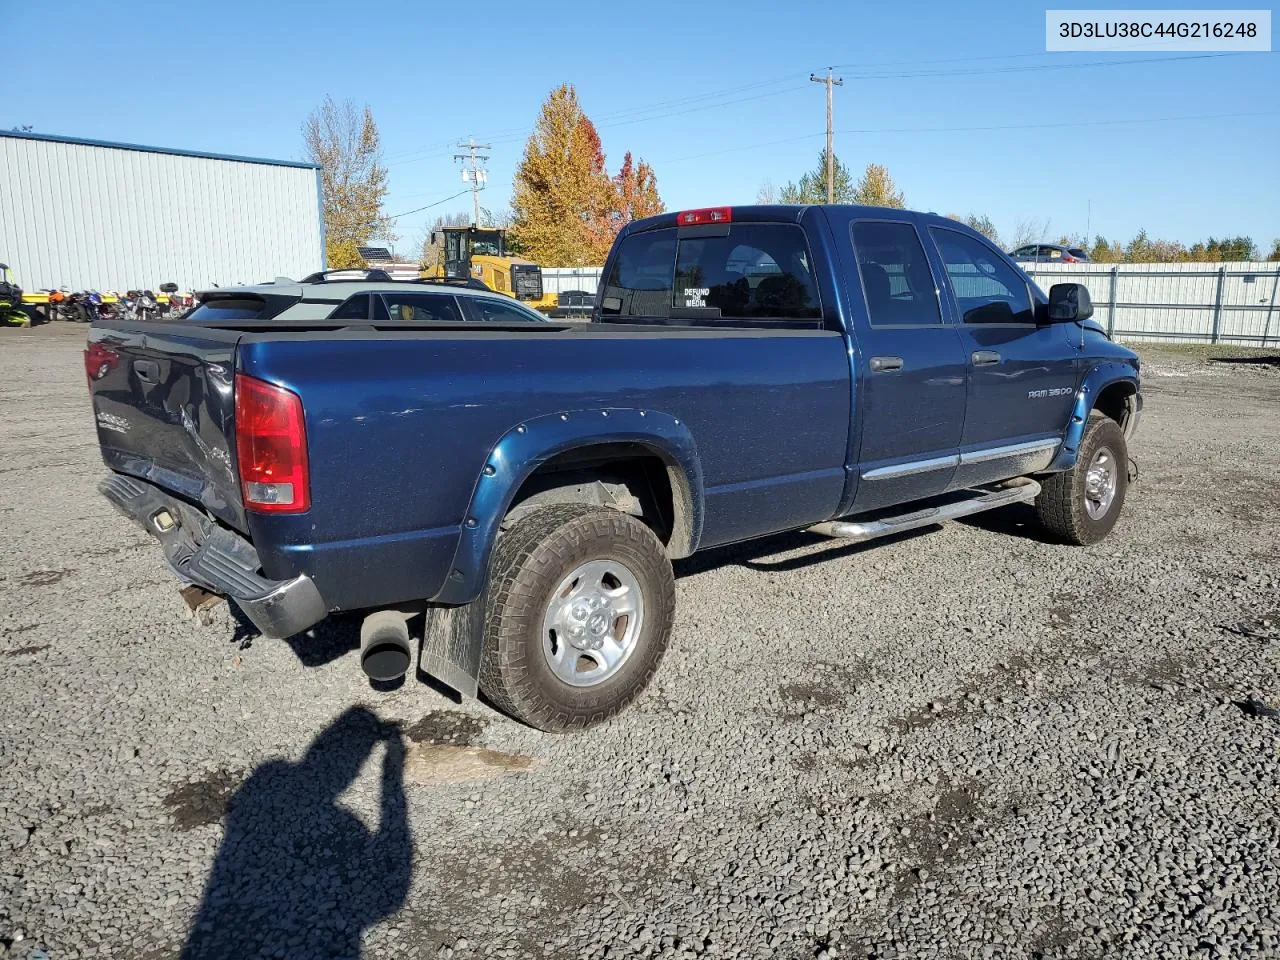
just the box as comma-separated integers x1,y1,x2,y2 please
852,163,905,208
510,85,615,265
756,180,780,204
303,96,390,269
780,149,855,203
611,152,664,229
1268,238,1280,262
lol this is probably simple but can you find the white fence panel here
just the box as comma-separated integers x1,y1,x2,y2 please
541,267,603,296
543,261,1280,345
1025,262,1280,346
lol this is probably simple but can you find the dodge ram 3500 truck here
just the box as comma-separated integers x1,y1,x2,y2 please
88,205,1141,732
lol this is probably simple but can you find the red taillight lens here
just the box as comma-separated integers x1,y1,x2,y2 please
676,206,732,226
84,342,119,382
235,373,310,513
1062,255,1078,263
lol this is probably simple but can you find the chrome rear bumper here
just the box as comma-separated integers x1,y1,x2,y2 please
98,473,327,639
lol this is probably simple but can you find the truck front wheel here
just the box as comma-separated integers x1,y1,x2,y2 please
1036,412,1128,545
478,505,675,732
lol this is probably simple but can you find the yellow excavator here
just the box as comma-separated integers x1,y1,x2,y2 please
421,226,559,314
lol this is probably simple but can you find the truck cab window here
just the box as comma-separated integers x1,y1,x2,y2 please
850,221,942,326
673,225,820,321
601,224,820,323
600,230,677,318
930,228,1033,324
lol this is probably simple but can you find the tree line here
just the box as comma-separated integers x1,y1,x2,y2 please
302,85,663,270
301,96,1278,269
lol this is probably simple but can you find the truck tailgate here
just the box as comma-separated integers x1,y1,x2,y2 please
87,322,247,532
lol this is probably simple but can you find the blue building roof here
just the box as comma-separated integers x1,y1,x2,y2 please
1,129,320,170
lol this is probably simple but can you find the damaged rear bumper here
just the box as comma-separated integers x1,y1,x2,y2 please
98,473,327,639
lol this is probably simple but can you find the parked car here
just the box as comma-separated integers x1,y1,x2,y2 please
185,270,547,325
1011,243,1091,264
88,204,1141,733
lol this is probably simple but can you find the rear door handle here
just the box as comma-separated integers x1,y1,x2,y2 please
971,350,1001,366
869,356,903,373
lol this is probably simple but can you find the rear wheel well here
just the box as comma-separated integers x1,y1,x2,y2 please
504,443,692,557
1094,380,1138,433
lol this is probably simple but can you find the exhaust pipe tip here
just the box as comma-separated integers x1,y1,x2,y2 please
360,611,413,683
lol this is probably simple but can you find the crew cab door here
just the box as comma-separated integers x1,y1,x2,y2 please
844,217,968,511
925,226,1078,487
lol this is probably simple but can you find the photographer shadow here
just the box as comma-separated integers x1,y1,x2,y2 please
180,706,411,959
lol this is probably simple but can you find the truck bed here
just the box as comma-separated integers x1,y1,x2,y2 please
88,317,852,613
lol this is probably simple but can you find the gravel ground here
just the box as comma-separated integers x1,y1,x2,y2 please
1,323,1277,960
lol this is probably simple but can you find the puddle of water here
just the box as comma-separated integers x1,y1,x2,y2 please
405,744,536,786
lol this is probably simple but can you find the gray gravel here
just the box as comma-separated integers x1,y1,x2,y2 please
2,323,1278,960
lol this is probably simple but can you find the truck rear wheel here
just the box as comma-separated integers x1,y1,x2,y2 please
1036,412,1128,545
478,505,675,733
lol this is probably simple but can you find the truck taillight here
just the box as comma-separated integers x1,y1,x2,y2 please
676,207,732,226
235,373,310,513
84,342,118,382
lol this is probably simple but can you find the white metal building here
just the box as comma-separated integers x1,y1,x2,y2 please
0,131,324,292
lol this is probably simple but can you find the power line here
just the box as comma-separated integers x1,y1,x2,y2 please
654,109,1280,165
840,51,1250,79
383,188,474,221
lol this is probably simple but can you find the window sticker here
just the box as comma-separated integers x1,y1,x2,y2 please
682,287,710,308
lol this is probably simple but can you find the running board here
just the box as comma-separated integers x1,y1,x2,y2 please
807,479,1041,542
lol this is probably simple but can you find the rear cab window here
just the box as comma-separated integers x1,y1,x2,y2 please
599,222,821,325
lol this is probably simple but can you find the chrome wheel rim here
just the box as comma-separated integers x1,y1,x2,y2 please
1084,445,1118,520
541,559,645,687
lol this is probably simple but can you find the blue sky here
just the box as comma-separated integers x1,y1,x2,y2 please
11,0,1279,253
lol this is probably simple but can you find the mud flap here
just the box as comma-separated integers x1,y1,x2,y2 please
420,601,484,699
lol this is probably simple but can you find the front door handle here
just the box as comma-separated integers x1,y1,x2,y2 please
869,356,904,373
971,350,1001,366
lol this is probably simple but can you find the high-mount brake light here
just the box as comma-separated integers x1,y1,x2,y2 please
676,207,733,226
235,373,310,513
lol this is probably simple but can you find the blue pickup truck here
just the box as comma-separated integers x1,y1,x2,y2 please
88,204,1141,732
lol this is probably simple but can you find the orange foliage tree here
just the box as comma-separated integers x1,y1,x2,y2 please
511,84,664,266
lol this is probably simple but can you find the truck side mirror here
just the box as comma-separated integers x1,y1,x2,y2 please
1047,282,1093,323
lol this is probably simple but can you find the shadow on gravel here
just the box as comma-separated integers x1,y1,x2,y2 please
674,527,932,578
227,602,363,667
1208,354,1280,369
180,706,411,960
955,502,1059,544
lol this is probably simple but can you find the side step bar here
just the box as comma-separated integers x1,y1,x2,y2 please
807,479,1041,542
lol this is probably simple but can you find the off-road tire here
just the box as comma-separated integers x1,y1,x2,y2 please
478,504,675,733
1036,412,1128,545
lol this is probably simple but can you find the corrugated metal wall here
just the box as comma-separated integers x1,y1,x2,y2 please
1026,262,1280,346
0,133,323,292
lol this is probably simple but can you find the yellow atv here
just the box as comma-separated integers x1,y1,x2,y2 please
421,227,559,313
0,263,31,327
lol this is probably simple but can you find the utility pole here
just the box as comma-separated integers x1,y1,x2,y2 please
454,137,491,227
810,68,844,204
